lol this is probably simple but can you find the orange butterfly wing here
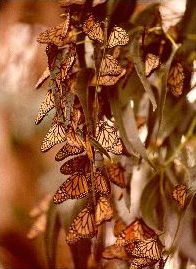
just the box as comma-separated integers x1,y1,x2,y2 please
95,196,113,225
53,173,90,203
60,155,90,175
106,162,126,188
83,15,104,43
37,13,70,46
107,26,129,48
172,184,187,209
35,89,55,125
66,206,97,244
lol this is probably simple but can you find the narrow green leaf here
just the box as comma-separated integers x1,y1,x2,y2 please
110,92,155,169
156,44,179,140
140,176,164,230
129,28,157,111
45,202,60,269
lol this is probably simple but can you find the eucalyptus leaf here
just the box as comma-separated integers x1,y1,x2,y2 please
129,28,157,111
140,176,164,230
156,44,179,140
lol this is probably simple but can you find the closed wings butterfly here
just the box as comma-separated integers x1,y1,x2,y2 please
96,121,119,149
167,62,184,97
107,138,123,155
145,53,160,77
129,257,157,269
95,196,113,225
172,184,187,209
100,54,123,76
55,142,85,162
91,68,126,86
53,172,90,203
106,162,126,188
66,206,97,244
60,155,90,175
83,15,129,48
35,89,55,125
41,121,67,152
94,170,111,196
60,45,76,81
37,12,70,46
130,238,164,260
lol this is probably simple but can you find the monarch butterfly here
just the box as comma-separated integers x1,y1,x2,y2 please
66,206,97,244
66,126,84,147
167,62,184,97
60,155,90,175
60,44,76,81
55,142,85,161
96,121,120,149
94,170,111,196
53,172,90,203
106,162,126,188
37,12,70,46
129,257,157,269
95,196,113,225
41,121,67,152
128,238,164,260
172,184,187,209
145,53,160,77
91,68,126,86
83,15,129,48
35,89,55,125
35,67,50,89
102,244,129,261
116,218,157,246
83,15,104,43
107,138,124,155
100,54,123,76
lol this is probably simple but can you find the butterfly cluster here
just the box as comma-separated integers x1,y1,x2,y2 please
103,218,165,269
35,8,130,245
83,15,129,86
